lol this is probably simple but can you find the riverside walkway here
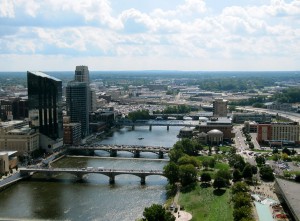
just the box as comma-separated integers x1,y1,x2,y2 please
68,144,170,158
19,167,165,185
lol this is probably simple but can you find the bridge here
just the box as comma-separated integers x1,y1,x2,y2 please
115,119,198,131
68,144,170,158
19,167,165,185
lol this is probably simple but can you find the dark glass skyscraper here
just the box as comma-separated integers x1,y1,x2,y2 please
66,81,90,138
27,71,63,140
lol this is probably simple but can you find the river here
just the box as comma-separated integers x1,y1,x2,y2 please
0,126,182,221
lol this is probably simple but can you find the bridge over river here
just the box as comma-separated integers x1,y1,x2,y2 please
116,119,198,131
20,167,164,185
68,144,170,158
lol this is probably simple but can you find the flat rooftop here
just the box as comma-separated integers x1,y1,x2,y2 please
276,178,300,221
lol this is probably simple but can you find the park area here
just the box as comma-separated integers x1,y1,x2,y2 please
178,185,233,221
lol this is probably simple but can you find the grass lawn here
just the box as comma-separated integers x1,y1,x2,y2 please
179,185,233,221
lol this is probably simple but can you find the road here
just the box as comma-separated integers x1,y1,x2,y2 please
233,125,256,165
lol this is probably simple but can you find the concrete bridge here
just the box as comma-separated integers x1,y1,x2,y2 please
68,144,170,158
115,119,198,131
19,167,165,185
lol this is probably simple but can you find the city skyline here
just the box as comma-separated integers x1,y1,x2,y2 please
0,0,300,71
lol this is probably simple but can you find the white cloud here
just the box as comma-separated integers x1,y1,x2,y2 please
0,0,15,18
0,0,300,71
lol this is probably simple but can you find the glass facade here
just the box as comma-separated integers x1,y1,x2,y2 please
27,71,63,140
66,81,90,138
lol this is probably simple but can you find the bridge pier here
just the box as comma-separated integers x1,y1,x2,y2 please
134,150,140,158
132,125,135,130
141,176,146,185
109,175,115,184
149,125,152,131
167,125,169,131
110,149,117,157
158,150,164,159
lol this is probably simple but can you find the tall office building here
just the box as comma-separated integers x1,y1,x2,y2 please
75,66,90,83
66,81,90,138
27,71,63,140
213,98,228,117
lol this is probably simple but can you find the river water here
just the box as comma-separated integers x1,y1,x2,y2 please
0,126,182,221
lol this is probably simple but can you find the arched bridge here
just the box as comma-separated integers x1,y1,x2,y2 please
19,167,165,185
115,119,198,131
68,144,170,158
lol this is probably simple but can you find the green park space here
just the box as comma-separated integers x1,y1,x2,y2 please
178,185,233,221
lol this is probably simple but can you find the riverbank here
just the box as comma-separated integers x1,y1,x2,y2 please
67,155,169,162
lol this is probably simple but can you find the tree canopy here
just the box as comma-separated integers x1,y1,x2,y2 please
143,204,175,221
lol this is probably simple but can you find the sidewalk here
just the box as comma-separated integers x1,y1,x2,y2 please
173,185,192,221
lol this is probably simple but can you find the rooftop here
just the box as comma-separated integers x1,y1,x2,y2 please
0,120,24,128
28,71,61,82
276,178,300,221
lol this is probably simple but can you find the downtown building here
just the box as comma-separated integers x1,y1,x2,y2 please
256,122,300,145
27,71,63,151
66,66,91,138
213,98,228,117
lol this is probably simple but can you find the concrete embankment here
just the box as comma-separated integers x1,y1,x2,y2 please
0,173,27,192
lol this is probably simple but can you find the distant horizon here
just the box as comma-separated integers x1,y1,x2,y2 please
0,70,300,73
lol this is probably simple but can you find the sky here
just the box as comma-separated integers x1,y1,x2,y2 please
0,0,299,71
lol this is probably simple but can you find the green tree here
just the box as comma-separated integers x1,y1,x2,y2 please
295,174,300,183
143,204,175,221
282,147,291,156
255,156,266,167
232,193,251,209
163,162,179,185
232,169,242,182
232,182,250,195
178,155,199,167
213,176,227,189
168,149,185,163
201,172,211,183
128,110,150,121
202,160,209,170
233,206,252,221
216,169,232,182
273,148,279,154
179,164,198,187
251,165,258,175
242,164,253,180
208,158,216,169
260,165,275,181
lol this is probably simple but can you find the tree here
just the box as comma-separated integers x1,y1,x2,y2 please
260,165,275,181
178,155,199,167
213,176,227,189
216,169,232,182
232,193,251,209
255,156,266,167
143,204,175,221
202,160,209,170
282,147,291,156
232,182,250,195
208,158,216,169
201,172,211,183
251,165,258,175
242,164,253,180
295,174,300,183
248,142,254,150
232,169,242,182
273,147,279,154
168,148,185,163
233,206,252,221
179,164,197,187
164,162,179,184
